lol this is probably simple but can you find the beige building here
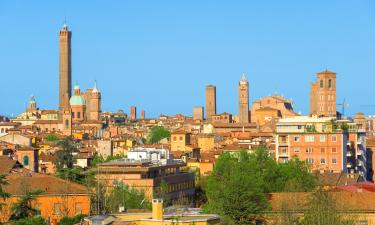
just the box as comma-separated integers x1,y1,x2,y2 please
170,130,193,152
251,94,298,126
193,106,204,121
238,74,250,124
205,85,216,121
310,70,337,117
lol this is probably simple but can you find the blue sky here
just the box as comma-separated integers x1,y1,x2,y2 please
1,0,375,118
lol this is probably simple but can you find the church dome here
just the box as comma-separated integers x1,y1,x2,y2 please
69,95,86,106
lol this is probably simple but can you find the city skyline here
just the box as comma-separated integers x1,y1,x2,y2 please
1,1,375,117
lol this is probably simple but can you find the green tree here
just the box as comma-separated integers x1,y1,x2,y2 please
204,147,316,225
56,167,87,184
55,137,77,170
12,216,47,225
146,126,171,144
0,174,11,210
10,189,43,221
45,134,59,142
58,214,86,225
301,188,355,225
204,151,269,225
106,181,151,213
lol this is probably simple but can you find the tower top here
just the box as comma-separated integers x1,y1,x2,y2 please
92,81,100,93
61,23,68,31
239,73,248,84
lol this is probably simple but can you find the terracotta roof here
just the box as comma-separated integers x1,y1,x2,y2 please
3,173,90,196
34,120,60,124
316,172,361,187
0,122,20,127
0,156,21,175
269,191,375,212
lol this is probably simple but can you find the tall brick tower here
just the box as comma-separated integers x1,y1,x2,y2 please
84,81,101,121
310,70,337,117
205,85,216,120
59,23,72,110
238,74,250,124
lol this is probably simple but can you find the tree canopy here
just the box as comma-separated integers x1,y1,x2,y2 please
55,137,77,170
146,126,170,144
204,147,316,225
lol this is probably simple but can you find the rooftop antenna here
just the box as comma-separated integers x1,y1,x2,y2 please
337,98,349,118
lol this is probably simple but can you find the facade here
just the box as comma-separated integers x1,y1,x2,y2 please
251,94,299,126
58,23,72,111
0,173,90,223
310,70,337,117
96,148,195,201
275,116,367,178
238,74,250,124
170,130,192,152
211,112,232,124
205,85,216,121
141,110,145,119
193,106,204,121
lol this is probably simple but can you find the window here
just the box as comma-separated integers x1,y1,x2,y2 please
77,112,81,118
294,147,300,153
320,80,324,88
23,156,29,166
75,203,83,215
294,136,300,142
173,137,177,142
321,148,325,153
179,136,183,141
332,158,337,164
65,119,69,129
320,158,326,164
71,112,75,118
53,203,62,215
306,147,313,153
305,135,314,142
306,158,314,164
329,79,332,88
281,147,287,154
320,135,326,142
332,135,337,142
332,147,337,153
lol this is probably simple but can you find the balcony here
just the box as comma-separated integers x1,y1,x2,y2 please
347,163,353,168
357,150,364,156
346,151,353,157
278,142,288,147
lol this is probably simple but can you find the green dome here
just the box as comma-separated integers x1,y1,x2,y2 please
69,95,86,106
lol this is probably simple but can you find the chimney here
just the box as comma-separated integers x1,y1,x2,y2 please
152,198,163,220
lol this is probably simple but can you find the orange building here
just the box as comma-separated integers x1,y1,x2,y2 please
276,116,367,178
0,156,90,223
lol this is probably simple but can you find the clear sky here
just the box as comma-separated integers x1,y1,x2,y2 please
1,0,375,118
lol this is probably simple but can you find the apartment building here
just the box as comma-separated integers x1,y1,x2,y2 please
276,116,367,178
96,148,195,202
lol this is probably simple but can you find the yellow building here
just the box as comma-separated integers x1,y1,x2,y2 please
197,134,215,152
84,199,220,225
170,130,193,152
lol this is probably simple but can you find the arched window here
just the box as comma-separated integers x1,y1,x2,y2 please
328,79,332,88
23,156,29,166
320,80,324,88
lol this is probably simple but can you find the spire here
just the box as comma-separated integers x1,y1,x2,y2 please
92,80,99,93
240,73,247,81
